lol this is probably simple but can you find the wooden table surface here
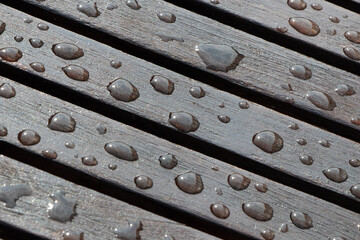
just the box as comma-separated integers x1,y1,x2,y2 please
0,0,359,239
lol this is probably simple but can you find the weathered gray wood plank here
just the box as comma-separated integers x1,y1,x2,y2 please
0,155,216,240
0,6,359,202
0,77,360,240
12,0,360,131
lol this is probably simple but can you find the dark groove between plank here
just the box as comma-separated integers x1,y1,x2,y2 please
0,220,48,240
1,1,360,144
1,63,360,215
325,0,360,14
0,141,255,240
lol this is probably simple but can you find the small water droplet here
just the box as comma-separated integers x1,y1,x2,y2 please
37,22,49,31
299,155,313,165
158,154,178,169
218,102,225,108
125,0,141,10
0,125,8,136
210,0,220,4
30,62,45,72
169,112,200,133
110,60,122,69
81,156,98,166
29,38,44,48
62,65,89,81
289,65,312,80
106,3,118,10
24,17,33,24
63,230,84,240
310,3,322,10
290,211,313,229
14,36,24,42
189,86,205,98
349,159,360,167
228,173,250,190
344,31,360,44
260,229,275,240
323,168,347,183
195,44,244,72
48,112,76,132
48,191,77,223
335,84,355,96
108,164,117,170
217,115,230,123
150,75,174,94
306,91,336,111
279,223,288,233
318,139,330,147
211,166,219,171
0,47,22,62
107,78,140,102
289,17,320,36
18,130,41,146
326,29,337,36
351,117,360,125
214,187,222,195
157,33,184,42
252,131,284,153
65,141,75,149
0,184,31,208
329,237,346,240
114,219,142,240
287,0,307,10
175,172,204,194
42,149,57,159
104,141,138,161
255,183,268,193
134,175,153,189
296,138,307,145
157,12,176,23
280,83,293,91
52,43,84,60
276,26,288,33
210,203,230,219
343,47,360,60
96,123,107,134
77,2,101,17
329,16,340,23
242,201,273,221
284,96,294,104
0,83,16,98
350,184,360,198
288,123,299,130
239,101,250,109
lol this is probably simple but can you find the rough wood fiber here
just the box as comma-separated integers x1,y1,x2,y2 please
0,77,360,240
14,0,360,131
0,155,216,240
0,7,359,202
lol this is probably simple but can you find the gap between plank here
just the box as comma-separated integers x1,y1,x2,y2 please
325,0,360,14
0,220,48,240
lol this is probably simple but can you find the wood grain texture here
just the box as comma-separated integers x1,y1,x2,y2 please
0,6,359,202
0,155,216,240
1,77,360,240
14,0,360,131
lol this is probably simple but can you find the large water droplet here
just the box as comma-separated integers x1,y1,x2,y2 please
306,91,336,111
18,130,41,146
77,2,101,17
242,201,273,221
157,12,176,23
125,0,141,10
218,115,230,123
0,47,22,62
107,79,140,102
290,211,313,229
175,172,204,194
0,83,16,98
239,101,250,109
310,3,322,10
350,184,360,198
228,173,250,190
0,184,31,208
299,155,313,165
189,86,205,98
104,142,138,161
260,229,275,240
289,65,312,80
42,149,58,159
255,183,268,193
48,191,77,223
30,62,45,72
195,44,244,72
343,47,360,60
62,65,89,81
287,0,306,10
14,36,24,42
210,203,230,219
29,38,44,48
81,156,98,166
169,112,200,133
289,17,320,36
48,112,76,132
158,154,178,169
323,168,348,183
134,175,153,189
335,84,355,96
37,23,49,31
114,219,142,240
0,125,8,136
344,31,360,44
150,75,174,94
52,43,84,60
349,159,360,167
252,130,284,153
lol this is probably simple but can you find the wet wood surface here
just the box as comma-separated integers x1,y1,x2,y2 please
14,0,360,132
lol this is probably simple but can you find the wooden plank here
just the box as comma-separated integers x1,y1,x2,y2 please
1,77,360,240
0,155,216,240
10,0,360,132
0,6,359,203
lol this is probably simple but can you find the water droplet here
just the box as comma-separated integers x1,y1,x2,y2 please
329,237,346,240
195,44,244,72
62,65,89,81
23,17,33,23
0,125,8,136
0,184,31,208
218,102,225,108
290,211,313,229
288,123,299,130
37,22,49,31
279,223,288,233
134,175,153,189
318,139,330,147
189,86,205,98
242,201,273,221
65,141,75,149
29,38,44,48
343,47,360,60
210,0,220,4
252,131,284,153
351,117,360,125
335,84,355,96
96,123,107,134
48,191,77,223
284,96,294,104
276,26,288,33
344,31,360,44
81,156,98,166
280,83,293,91
228,173,250,190
106,3,118,10
255,183,268,193
323,168,347,183
0,47,22,62
63,230,84,240
158,154,178,169
104,141,138,161
260,229,275,240
108,164,117,170
52,43,84,60
42,149,58,159
110,60,122,69
349,159,360,167
77,2,101,17
125,0,141,10
0,83,16,98
107,78,140,102
157,12,176,23
114,219,142,240
175,172,204,194
150,75,174,95
350,184,360,198
218,115,230,123
306,91,336,111
326,29,337,36
215,187,222,195
239,101,250,109
310,3,322,10
289,65,312,80
287,0,307,10
289,17,320,36
329,16,340,23
169,112,200,133
296,138,307,145
210,203,230,219
0,21,5,35
14,36,24,42
48,112,76,132
211,166,219,171
157,33,184,42
299,155,313,165
18,130,41,146
30,62,45,72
